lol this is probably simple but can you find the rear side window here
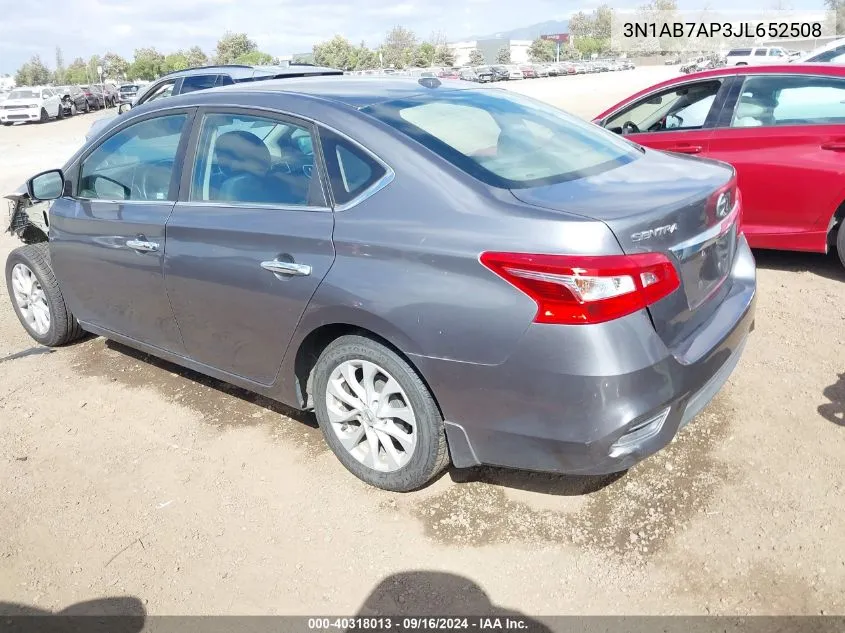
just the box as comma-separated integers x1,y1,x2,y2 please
806,45,845,63
216,75,235,86
190,112,324,207
319,128,387,205
363,89,638,189
180,74,219,94
732,75,845,127
729,49,751,56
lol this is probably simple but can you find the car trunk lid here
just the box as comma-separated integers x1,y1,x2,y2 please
510,150,739,351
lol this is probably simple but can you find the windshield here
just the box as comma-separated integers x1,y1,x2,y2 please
8,89,39,99
363,89,639,189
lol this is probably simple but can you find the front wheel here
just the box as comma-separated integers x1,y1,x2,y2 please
312,335,450,491
836,222,845,268
39,108,48,123
5,244,85,347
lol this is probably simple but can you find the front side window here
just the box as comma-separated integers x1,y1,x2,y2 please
142,81,176,104
768,48,784,57
41,89,53,99
79,114,187,201
320,128,387,206
363,89,639,189
180,75,219,94
732,75,845,127
605,80,721,135
754,49,768,57
190,112,324,207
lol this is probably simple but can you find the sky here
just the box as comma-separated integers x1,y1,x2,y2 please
0,0,826,74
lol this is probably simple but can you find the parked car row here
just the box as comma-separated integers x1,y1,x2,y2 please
0,83,123,126
344,59,636,83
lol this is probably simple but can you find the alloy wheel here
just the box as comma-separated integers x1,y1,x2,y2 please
10,263,50,336
325,359,417,472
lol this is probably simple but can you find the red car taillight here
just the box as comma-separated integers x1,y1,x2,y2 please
480,251,680,325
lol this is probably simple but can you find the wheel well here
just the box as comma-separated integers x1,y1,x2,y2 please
828,200,845,247
293,323,442,417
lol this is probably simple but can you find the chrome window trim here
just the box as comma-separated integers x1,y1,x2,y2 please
76,100,396,212
316,123,395,212
175,200,331,213
76,198,175,205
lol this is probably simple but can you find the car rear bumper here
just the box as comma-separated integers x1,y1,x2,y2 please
412,235,756,476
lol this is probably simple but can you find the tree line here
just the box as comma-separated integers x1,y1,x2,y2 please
13,0,690,88
13,31,277,86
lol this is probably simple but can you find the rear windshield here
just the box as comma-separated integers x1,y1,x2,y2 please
120,85,139,93
362,89,639,189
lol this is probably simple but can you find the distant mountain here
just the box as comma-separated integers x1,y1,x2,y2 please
470,19,570,42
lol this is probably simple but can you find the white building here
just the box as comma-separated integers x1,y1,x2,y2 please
449,39,532,66
0,76,15,91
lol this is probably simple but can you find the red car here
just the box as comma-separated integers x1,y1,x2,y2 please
519,65,537,79
437,69,460,80
594,64,845,265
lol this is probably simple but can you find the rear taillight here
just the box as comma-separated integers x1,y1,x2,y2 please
479,251,680,325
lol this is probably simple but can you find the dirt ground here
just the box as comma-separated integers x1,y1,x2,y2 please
0,67,843,618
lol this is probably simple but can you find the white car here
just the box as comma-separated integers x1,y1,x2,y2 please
0,86,62,125
506,65,524,79
724,46,790,66
798,37,845,64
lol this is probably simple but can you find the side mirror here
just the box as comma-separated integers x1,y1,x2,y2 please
118,102,132,114
27,169,65,201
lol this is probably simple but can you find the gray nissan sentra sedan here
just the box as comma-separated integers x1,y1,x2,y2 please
5,76,756,491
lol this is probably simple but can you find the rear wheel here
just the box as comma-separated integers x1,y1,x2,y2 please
312,335,450,491
5,244,85,347
836,222,845,268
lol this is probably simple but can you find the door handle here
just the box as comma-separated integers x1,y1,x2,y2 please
261,260,312,277
126,239,159,253
821,142,845,152
666,145,702,154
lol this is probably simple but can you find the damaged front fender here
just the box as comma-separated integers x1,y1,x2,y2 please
5,187,49,244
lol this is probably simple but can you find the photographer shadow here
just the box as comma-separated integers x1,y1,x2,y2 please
355,571,553,632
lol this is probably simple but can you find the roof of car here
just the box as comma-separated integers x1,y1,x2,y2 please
206,75,475,107
160,63,342,80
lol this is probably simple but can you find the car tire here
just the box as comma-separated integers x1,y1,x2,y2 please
312,334,450,492
5,244,85,347
70,103,77,116
836,221,845,269
39,108,48,123
2,122,11,126
83,100,90,113
57,105,64,120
